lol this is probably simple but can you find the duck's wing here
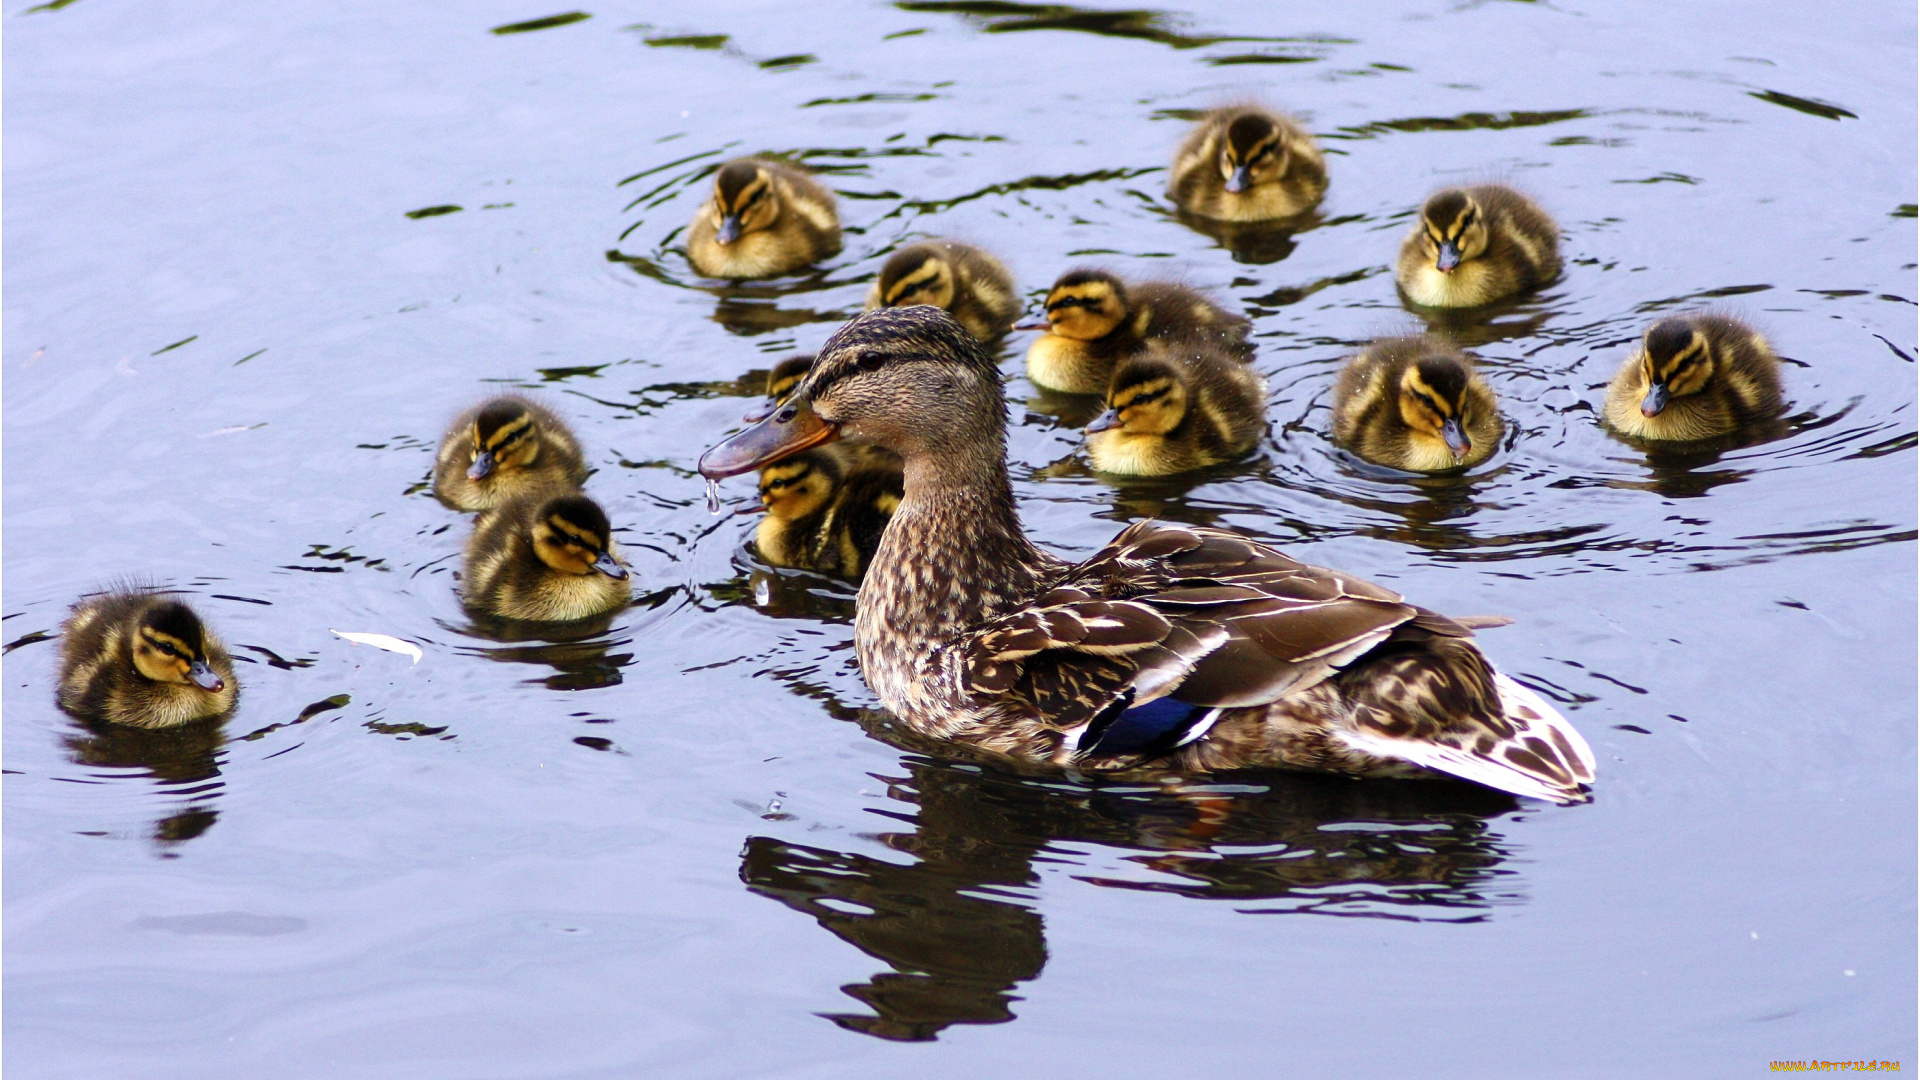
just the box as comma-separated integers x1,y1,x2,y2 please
959,520,1452,736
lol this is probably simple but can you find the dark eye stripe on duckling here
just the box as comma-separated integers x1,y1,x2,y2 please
547,517,604,550
138,628,197,661
759,461,814,491
1115,381,1174,409
882,262,944,305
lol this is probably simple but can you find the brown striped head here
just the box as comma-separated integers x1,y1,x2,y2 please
1418,188,1489,273
1637,317,1714,416
1042,269,1128,341
131,601,224,692
707,159,782,245
757,450,839,522
1220,111,1288,193
765,355,816,403
1396,353,1478,461
467,398,546,481
1090,351,1188,437
530,494,628,580
875,246,957,311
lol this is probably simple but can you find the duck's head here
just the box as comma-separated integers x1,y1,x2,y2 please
758,450,840,521
1416,188,1489,274
1396,353,1479,462
1219,111,1289,194
529,494,628,580
1039,269,1129,340
1088,350,1189,438
131,601,225,692
706,159,782,246
1636,317,1713,417
700,306,1000,477
466,398,545,481
874,246,957,311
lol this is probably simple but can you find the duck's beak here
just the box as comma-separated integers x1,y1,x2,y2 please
467,450,496,481
1441,417,1470,460
699,400,839,479
1435,240,1462,273
187,660,225,693
591,551,629,580
1086,408,1123,434
1013,320,1052,332
715,214,742,245
1640,382,1670,417
1224,164,1251,194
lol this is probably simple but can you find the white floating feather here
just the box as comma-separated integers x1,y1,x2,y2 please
330,630,423,666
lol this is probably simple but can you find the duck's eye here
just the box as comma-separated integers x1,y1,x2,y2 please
775,405,798,423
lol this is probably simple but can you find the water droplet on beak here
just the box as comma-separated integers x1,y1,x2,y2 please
705,478,722,516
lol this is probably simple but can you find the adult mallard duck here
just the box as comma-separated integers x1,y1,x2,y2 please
1395,184,1560,308
434,396,589,512
1024,269,1253,395
1603,314,1783,441
1085,339,1268,476
687,157,841,280
462,492,631,622
700,307,1595,804
1332,335,1503,472
58,590,236,728
865,240,1021,343
1168,105,1327,222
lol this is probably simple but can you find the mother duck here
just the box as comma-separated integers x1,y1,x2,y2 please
700,308,1594,803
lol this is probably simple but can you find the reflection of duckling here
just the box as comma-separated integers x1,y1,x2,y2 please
434,396,588,512
1603,314,1783,441
58,591,236,728
756,449,903,578
864,241,1020,342
1169,105,1327,222
1086,341,1268,475
687,157,841,280
1333,336,1503,472
1025,269,1252,394
462,492,631,622
1396,185,1560,308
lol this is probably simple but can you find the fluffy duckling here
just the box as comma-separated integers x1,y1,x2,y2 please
1085,340,1268,475
1333,336,1503,472
1396,184,1560,308
765,354,817,404
1603,314,1783,441
435,396,588,512
864,240,1021,342
1169,105,1327,222
686,157,841,280
462,492,631,622
1025,269,1253,395
756,449,904,578
58,591,236,728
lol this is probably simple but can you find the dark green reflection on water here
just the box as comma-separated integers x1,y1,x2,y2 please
744,755,1516,1040
62,716,227,851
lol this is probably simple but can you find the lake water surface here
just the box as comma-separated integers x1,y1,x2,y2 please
5,1,1915,1076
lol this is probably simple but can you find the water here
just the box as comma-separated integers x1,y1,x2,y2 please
5,0,1914,1075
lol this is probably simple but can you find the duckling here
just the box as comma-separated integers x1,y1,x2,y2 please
686,157,841,280
1024,269,1253,395
434,396,588,512
756,448,904,578
1168,105,1327,222
1333,336,1502,472
57,590,236,728
1396,184,1560,308
1603,314,1783,441
462,492,632,622
864,240,1021,342
765,354,818,404
1085,340,1268,476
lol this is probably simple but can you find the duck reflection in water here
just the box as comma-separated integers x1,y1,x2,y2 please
450,609,635,691
62,715,227,849
742,752,1516,1041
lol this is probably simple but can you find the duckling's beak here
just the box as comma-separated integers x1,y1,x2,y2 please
715,214,743,245
1224,164,1252,194
742,399,778,423
591,551,629,580
699,400,839,479
1013,319,1052,332
467,450,496,481
1441,418,1470,460
187,660,225,693
1640,382,1670,417
1435,240,1462,273
1086,408,1123,433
